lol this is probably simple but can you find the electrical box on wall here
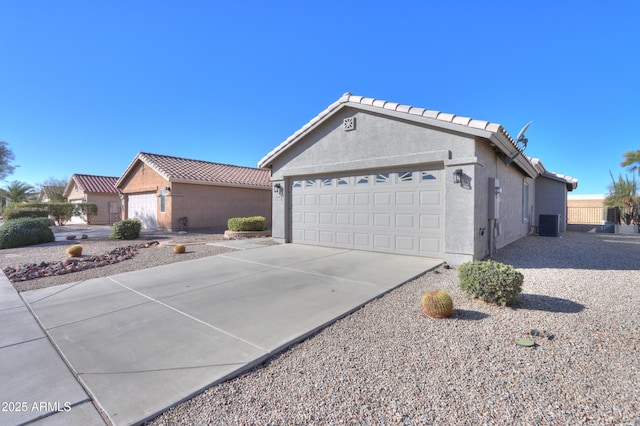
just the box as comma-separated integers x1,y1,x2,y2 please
488,178,500,219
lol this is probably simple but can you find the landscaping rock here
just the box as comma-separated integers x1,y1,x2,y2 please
2,241,160,282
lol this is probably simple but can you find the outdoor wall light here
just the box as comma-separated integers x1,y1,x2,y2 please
453,169,463,184
495,186,503,195
273,183,282,193
164,186,171,191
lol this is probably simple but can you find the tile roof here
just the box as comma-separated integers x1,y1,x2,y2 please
117,152,271,189
529,157,578,190
66,174,119,195
259,92,521,169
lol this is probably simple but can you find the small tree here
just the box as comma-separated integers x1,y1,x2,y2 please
604,171,639,225
37,177,68,202
0,181,36,205
621,149,640,176
0,141,16,181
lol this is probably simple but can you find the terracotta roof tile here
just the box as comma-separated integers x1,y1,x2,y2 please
136,153,271,188
72,174,119,194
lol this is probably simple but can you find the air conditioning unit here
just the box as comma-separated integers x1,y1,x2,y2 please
539,214,560,237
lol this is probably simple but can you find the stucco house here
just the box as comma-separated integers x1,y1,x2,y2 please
63,174,121,225
116,152,272,231
258,93,577,264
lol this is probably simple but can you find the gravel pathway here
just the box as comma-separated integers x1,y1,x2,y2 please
145,232,639,425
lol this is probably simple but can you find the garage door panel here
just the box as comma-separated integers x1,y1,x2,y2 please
319,194,333,206
373,234,391,249
420,214,441,229
396,214,414,228
336,213,351,225
127,193,157,230
374,213,391,227
419,191,441,205
396,192,414,205
336,232,351,244
374,193,391,205
354,213,370,226
291,167,444,257
354,193,369,205
396,236,415,251
336,194,351,205
319,212,333,224
319,231,333,243
304,212,317,224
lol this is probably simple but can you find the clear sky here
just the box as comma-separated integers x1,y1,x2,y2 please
1,1,638,194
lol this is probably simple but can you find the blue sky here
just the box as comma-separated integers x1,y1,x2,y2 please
1,1,638,194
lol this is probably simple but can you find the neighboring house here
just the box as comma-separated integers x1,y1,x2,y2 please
64,174,121,225
116,152,272,231
258,93,577,264
38,185,65,202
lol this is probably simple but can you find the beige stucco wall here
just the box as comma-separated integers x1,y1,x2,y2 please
119,160,271,231
118,161,169,222
65,181,121,225
168,183,271,230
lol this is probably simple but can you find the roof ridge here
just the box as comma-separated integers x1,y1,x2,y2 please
139,152,267,171
340,93,514,144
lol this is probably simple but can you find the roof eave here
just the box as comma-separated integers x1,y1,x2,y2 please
168,178,270,190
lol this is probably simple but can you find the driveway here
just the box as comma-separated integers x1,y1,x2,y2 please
9,243,440,425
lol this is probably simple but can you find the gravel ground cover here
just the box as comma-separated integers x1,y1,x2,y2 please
145,232,639,426
2,229,639,424
0,225,261,292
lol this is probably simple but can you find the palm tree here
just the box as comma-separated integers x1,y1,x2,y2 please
0,180,36,205
621,149,640,175
604,172,639,224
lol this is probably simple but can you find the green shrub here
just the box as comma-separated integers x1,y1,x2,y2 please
4,207,49,220
458,260,523,306
33,217,56,227
46,203,76,226
0,218,55,249
227,216,267,232
73,203,98,225
112,219,142,240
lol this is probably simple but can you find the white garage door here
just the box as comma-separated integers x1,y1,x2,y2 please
127,193,157,230
291,166,444,257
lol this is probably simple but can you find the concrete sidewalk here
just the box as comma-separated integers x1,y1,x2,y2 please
3,243,441,425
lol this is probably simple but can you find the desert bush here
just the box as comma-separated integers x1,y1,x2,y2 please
173,243,186,254
3,206,49,220
0,218,55,249
227,216,267,232
420,289,454,318
458,260,523,306
112,219,142,240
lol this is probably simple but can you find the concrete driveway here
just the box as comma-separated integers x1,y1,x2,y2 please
7,243,440,425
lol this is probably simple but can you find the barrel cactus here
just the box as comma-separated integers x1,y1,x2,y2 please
173,243,186,254
66,244,83,257
420,290,454,319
